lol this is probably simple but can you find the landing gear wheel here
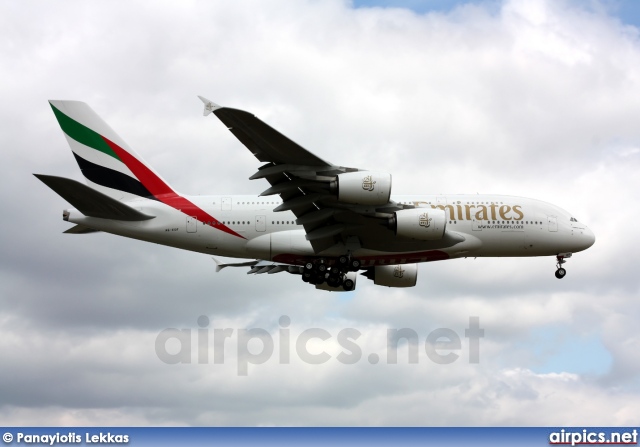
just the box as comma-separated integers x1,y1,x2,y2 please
304,262,314,271
343,279,355,291
327,275,341,288
312,274,325,285
317,263,327,273
349,259,361,271
338,256,349,266
554,254,569,279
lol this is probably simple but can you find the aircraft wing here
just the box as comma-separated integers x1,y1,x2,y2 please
199,97,331,167
200,97,460,254
212,258,302,275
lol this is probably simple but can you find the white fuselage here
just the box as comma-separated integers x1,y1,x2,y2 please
64,194,595,266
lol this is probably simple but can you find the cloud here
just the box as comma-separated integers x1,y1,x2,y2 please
0,0,639,426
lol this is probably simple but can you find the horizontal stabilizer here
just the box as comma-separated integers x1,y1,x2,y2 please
64,224,101,234
34,174,155,221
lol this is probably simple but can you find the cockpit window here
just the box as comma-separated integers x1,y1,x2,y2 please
570,217,578,222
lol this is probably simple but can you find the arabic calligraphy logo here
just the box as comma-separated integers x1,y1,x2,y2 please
419,213,432,228
394,265,405,278
362,175,376,191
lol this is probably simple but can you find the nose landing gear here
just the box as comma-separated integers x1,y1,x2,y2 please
554,253,572,279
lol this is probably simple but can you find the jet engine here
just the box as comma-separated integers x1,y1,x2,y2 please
363,264,417,287
390,208,446,240
333,171,392,206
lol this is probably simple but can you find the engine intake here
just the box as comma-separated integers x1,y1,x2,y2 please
390,207,446,240
334,171,392,206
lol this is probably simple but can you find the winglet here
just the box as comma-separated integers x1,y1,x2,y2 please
212,257,224,272
198,96,222,116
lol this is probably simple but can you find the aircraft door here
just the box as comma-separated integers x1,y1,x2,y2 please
186,216,197,233
222,197,232,211
548,216,558,232
255,215,266,232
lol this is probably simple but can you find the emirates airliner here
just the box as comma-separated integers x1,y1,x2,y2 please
35,97,595,291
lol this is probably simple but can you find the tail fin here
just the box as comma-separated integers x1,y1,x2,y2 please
49,100,175,201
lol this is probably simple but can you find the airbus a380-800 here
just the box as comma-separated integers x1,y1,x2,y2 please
35,97,595,292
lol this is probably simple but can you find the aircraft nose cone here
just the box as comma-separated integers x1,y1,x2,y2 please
579,227,596,251
586,227,596,247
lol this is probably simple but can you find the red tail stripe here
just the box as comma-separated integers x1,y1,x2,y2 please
102,137,245,240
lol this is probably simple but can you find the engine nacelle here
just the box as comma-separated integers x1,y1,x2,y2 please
392,207,446,240
335,171,392,206
364,264,417,288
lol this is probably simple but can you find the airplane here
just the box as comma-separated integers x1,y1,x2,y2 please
35,97,596,292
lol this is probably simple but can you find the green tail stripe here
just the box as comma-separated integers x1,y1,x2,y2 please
50,103,120,161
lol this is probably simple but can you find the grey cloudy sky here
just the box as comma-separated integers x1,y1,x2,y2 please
1,0,639,426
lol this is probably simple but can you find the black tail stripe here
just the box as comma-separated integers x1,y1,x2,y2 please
72,153,157,200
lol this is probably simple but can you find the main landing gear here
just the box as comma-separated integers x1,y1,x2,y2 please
301,257,361,291
554,253,571,279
